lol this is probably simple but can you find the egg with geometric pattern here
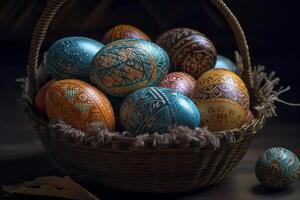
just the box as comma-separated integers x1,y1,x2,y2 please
156,28,217,79
45,79,115,132
90,39,170,97
46,37,104,81
191,68,250,132
255,147,300,189
120,87,200,136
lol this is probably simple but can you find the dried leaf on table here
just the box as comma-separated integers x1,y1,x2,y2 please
1,176,100,200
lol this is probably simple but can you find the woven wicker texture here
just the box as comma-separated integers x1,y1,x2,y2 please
22,0,276,193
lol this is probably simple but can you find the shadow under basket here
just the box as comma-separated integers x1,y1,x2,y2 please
21,0,283,193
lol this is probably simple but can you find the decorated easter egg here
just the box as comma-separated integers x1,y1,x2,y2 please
102,24,151,44
215,55,237,72
90,39,170,97
35,80,56,115
255,147,300,188
46,37,104,81
191,68,250,132
156,28,217,79
45,79,115,132
120,87,200,136
159,72,196,97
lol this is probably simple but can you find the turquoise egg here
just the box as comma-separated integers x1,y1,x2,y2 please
120,87,200,136
214,55,237,72
46,37,104,80
255,147,300,188
90,39,170,97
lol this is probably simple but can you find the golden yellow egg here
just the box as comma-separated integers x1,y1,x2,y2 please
191,69,250,132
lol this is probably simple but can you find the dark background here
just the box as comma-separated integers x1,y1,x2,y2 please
0,0,300,199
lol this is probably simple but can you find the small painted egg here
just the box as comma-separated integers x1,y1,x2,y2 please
46,37,104,81
120,87,200,136
255,147,300,188
191,68,250,132
35,80,56,115
156,28,217,79
90,39,170,97
215,55,237,72
159,72,196,97
102,24,151,44
45,79,115,132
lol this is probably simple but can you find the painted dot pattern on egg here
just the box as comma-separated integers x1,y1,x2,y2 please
90,39,170,97
46,79,115,132
47,37,104,81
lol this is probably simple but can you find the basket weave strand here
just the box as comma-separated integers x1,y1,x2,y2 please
22,0,273,193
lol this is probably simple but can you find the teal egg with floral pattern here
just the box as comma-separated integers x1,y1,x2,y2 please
120,87,200,136
46,37,104,81
255,147,300,188
90,39,170,97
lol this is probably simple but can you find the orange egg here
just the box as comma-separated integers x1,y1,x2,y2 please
191,69,250,132
46,79,115,132
102,24,151,44
35,79,56,115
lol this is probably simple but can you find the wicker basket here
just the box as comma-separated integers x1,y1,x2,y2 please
22,0,280,193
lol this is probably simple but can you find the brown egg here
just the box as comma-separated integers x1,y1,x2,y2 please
102,24,151,44
156,28,217,79
159,72,196,97
35,79,56,115
191,69,250,132
46,79,115,132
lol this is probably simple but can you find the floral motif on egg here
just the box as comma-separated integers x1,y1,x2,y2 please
255,147,300,188
46,79,115,132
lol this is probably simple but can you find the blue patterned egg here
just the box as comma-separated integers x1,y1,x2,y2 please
255,147,300,188
46,37,104,81
214,55,237,72
90,39,170,97
120,87,200,136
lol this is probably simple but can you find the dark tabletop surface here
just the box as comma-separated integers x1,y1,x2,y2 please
0,88,300,200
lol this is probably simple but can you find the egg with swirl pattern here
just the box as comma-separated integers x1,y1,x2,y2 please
45,79,115,132
120,87,200,136
191,68,250,132
90,39,170,97
102,24,151,44
46,37,104,81
156,28,217,79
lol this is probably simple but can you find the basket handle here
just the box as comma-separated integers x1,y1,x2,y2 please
27,0,253,98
